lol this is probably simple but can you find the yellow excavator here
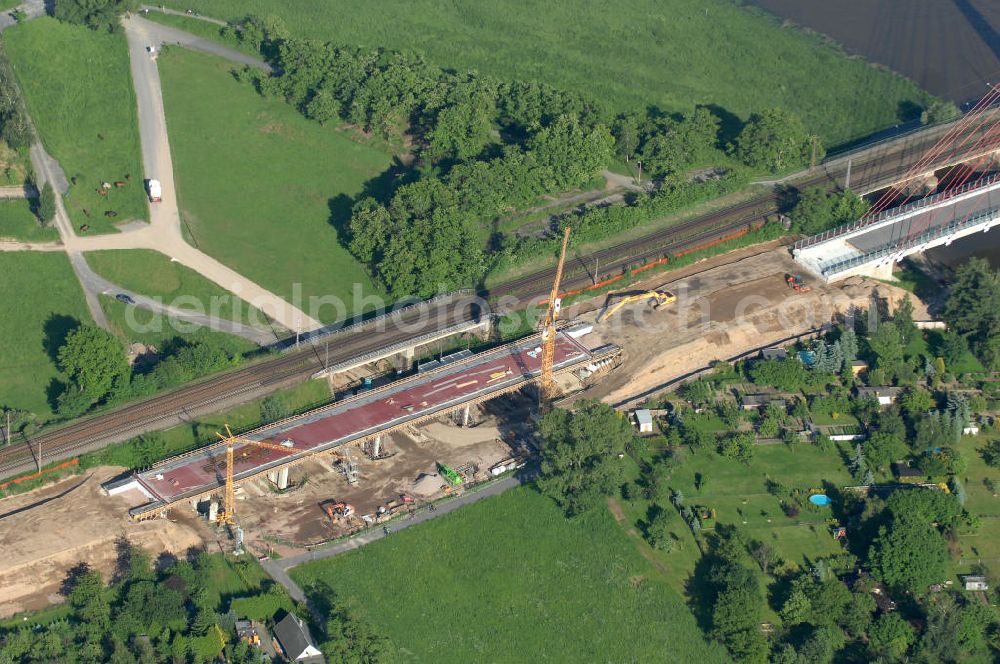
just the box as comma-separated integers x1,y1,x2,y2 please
598,289,676,322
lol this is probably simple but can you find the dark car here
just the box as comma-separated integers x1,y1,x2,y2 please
116,293,135,305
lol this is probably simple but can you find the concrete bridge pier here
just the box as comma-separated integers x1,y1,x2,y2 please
395,347,415,372
276,467,289,490
461,404,471,427
267,471,278,484
869,260,896,281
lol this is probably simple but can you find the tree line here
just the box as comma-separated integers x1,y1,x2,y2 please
226,15,822,298
51,324,246,420
0,545,389,663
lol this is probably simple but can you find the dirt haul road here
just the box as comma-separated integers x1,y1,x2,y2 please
0,467,204,618
568,242,927,405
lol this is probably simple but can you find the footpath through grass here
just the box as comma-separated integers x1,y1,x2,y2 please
88,249,268,326
158,47,390,321
4,18,146,233
164,0,928,147
292,486,730,663
0,253,92,418
0,198,57,242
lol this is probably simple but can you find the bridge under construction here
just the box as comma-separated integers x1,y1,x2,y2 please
113,332,618,520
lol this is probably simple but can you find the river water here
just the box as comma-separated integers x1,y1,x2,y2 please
749,0,1000,269
749,0,1000,105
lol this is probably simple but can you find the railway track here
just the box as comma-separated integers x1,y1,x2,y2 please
1,122,994,481
0,300,481,477
490,146,959,299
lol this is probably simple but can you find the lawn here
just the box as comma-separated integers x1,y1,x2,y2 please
291,486,730,663
163,0,929,147
100,297,260,356
951,431,1000,575
4,18,146,233
0,253,92,417
157,47,391,320
618,440,855,598
88,249,268,326
0,198,57,242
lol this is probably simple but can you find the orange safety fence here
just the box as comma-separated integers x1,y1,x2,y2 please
538,222,764,305
0,458,79,491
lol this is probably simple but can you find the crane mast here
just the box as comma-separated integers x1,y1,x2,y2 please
215,424,332,527
539,226,571,406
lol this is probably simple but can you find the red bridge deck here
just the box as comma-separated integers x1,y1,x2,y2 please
133,333,599,506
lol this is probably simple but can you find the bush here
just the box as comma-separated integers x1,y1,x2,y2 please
54,0,137,32
719,432,755,464
36,182,56,223
261,395,288,423
644,505,674,551
126,341,241,400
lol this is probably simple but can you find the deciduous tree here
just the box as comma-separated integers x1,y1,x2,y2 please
57,324,128,401
868,516,947,595
537,400,632,516
733,108,817,173
54,0,137,32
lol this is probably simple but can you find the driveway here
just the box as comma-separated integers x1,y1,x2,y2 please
136,10,273,72
0,0,45,33
75,259,278,345
77,16,320,333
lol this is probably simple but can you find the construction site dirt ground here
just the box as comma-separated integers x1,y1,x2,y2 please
163,399,534,556
0,403,530,617
562,241,929,406
0,241,929,618
0,467,206,618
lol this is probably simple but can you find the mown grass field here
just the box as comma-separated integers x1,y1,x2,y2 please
88,249,268,326
158,47,390,321
291,486,730,663
100,297,260,356
0,253,91,417
0,198,57,242
950,431,1000,575
4,18,146,233
164,0,929,147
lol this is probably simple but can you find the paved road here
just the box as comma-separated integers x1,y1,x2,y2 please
27,139,112,328
137,9,272,72
263,472,530,604
2,11,310,334
0,0,45,33
69,16,319,333
75,258,278,345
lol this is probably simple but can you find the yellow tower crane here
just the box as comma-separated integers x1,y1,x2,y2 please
214,424,335,527
539,226,571,407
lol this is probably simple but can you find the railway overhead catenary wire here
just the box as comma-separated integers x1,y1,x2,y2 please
1,115,996,480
